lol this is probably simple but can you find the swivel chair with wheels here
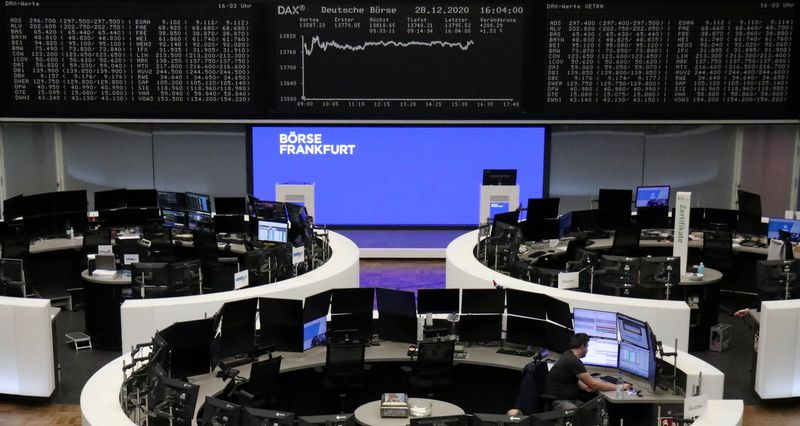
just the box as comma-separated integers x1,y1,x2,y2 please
403,340,456,398
239,356,282,408
322,342,367,413
611,227,641,257
514,358,556,415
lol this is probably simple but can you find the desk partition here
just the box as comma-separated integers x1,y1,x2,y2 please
0,297,56,397
755,299,800,399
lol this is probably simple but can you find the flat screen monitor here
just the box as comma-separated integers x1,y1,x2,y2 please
461,289,505,314
162,209,187,229
505,315,546,348
186,192,212,212
213,298,258,362
131,262,170,287
329,313,372,343
257,220,289,243
582,337,619,368
618,341,652,380
157,318,213,378
153,375,199,424
331,288,374,315
303,315,328,351
738,189,762,216
767,218,800,242
215,197,247,215
95,189,127,211
505,289,546,319
483,169,518,186
703,208,738,231
635,186,670,208
259,297,303,352
544,295,573,329
3,194,24,221
410,415,468,426
251,198,289,222
188,211,214,233
202,397,243,426
376,288,416,318
493,210,520,227
53,190,88,213
471,413,532,425
298,414,355,426
243,407,295,426
417,288,459,314
458,314,502,343
560,209,599,234
23,192,54,217
157,191,187,210
617,313,649,350
169,259,201,295
640,256,681,285
545,322,573,353
213,215,247,234
0,258,24,283
600,255,640,284
526,198,560,221
126,189,158,209
737,212,764,236
522,218,561,241
252,126,545,226
635,206,670,229
598,189,632,211
572,308,618,340
303,290,331,323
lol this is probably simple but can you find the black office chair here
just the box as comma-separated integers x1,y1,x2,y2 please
0,258,30,298
611,227,641,256
322,342,367,413
1,223,30,261
485,223,524,272
404,340,456,398
514,359,556,415
239,356,282,408
143,225,175,263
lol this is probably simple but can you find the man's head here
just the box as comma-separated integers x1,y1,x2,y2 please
569,333,590,358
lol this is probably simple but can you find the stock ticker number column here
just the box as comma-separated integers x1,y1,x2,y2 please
541,1,797,119
273,2,527,116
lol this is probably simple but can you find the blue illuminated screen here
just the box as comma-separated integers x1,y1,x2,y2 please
635,186,670,208
303,316,327,351
768,218,800,242
251,126,546,226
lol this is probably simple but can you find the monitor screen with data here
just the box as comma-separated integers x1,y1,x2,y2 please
257,220,289,244
582,338,619,369
573,308,618,340
617,314,649,350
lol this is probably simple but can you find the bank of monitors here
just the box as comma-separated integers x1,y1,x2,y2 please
298,414,355,426
635,186,670,208
259,298,303,352
376,288,417,343
417,289,460,314
257,220,289,244
201,397,242,426
243,407,295,426
767,218,800,242
186,192,211,213
302,291,330,351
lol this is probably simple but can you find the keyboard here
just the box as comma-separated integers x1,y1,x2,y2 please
496,348,536,357
600,375,619,384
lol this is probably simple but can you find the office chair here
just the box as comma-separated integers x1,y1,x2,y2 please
239,356,282,408
1,223,30,260
485,223,524,272
143,225,175,263
514,358,556,415
0,258,29,298
193,231,224,285
404,340,456,398
611,227,641,256
82,226,111,256
322,342,367,413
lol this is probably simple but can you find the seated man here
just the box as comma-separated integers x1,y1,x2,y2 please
545,333,630,410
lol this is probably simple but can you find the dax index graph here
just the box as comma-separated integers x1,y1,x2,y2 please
274,2,528,116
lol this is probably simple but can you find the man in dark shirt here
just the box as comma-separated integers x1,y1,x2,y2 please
545,333,630,410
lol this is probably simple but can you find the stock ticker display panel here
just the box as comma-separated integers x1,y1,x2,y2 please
1,0,799,120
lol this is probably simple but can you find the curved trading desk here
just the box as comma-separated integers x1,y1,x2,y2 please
119,231,359,351
82,341,736,426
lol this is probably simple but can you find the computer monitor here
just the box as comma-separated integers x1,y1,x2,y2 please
703,208,738,231
737,211,765,236
471,413,532,425
635,206,670,229
213,215,248,234
257,220,289,244
560,209,599,234
169,259,201,296
251,198,289,222
3,194,24,220
202,396,243,425
522,218,561,241
617,313,649,349
493,210,521,229
329,312,372,343
505,315,547,348
767,218,800,242
157,317,214,378
161,209,187,229
297,414,355,426
53,189,88,213
215,197,247,215
458,314,502,343
545,322,573,353
461,289,505,314
411,415,468,426
259,297,303,352
186,192,212,212
303,290,331,322
152,375,199,424
635,186,670,208
483,169,517,186
95,188,127,211
243,407,295,426
737,189,762,216
640,256,680,285
618,341,652,381
572,308,618,340
188,211,214,233
157,191,187,210
0,258,24,284
376,288,416,318
582,337,619,368
645,323,659,392
598,189,632,211
303,315,328,351
417,288,460,314
600,255,640,284
23,192,55,217
212,298,258,363
131,262,170,287
126,189,158,209
505,289,546,319
526,198,560,221
544,295,573,329
331,288,374,315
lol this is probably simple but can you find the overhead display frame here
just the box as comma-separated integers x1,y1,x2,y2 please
0,0,798,120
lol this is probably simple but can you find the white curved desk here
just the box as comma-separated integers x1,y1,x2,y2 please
119,231,359,351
